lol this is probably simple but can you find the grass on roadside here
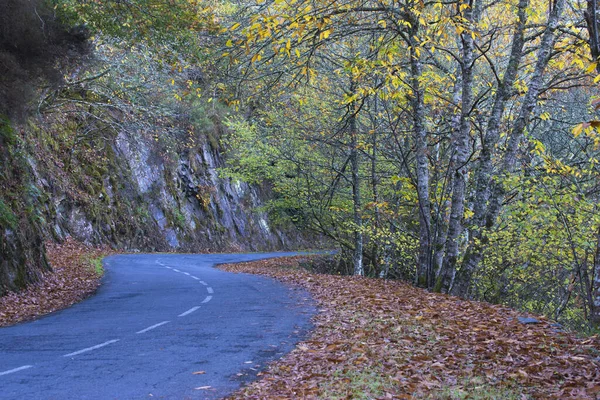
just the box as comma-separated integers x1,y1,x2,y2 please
85,256,105,276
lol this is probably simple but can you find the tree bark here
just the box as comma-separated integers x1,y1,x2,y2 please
436,0,478,293
408,29,432,287
591,227,600,325
452,0,566,297
349,79,364,277
585,0,600,72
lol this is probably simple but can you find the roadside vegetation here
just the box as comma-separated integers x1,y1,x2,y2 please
220,257,600,399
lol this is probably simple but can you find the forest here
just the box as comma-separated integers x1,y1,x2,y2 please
1,0,600,336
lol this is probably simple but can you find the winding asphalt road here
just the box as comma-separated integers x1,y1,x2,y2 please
0,253,315,399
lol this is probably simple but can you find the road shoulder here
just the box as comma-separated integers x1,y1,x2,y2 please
218,256,600,399
0,238,109,327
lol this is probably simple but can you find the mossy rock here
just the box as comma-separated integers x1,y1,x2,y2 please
0,199,18,229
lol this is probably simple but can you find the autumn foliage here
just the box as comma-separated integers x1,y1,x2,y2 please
220,257,600,399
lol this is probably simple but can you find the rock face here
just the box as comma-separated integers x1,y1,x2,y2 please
38,128,302,253
0,115,308,295
0,121,50,296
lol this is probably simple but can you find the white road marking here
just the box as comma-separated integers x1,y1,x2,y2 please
207,287,214,294
202,296,213,304
63,339,120,357
136,321,170,334
173,269,181,273
155,261,164,265
165,266,172,269
199,281,207,286
182,272,190,276
0,365,33,376
179,306,201,317
190,276,199,280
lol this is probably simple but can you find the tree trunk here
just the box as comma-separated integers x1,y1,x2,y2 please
408,30,432,287
591,227,600,326
436,0,478,293
349,79,363,277
585,0,600,72
453,0,566,297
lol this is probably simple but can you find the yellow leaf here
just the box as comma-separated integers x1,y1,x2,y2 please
586,62,598,74
251,53,262,63
230,22,240,31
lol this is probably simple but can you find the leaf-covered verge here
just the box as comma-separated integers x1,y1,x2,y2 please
218,257,600,399
0,238,111,327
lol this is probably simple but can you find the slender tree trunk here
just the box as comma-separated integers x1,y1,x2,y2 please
591,227,600,325
408,30,432,287
436,0,478,293
371,114,381,276
432,75,461,288
585,0,600,72
453,0,565,297
349,79,363,276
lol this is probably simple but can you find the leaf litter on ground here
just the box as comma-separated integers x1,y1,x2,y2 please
0,237,110,327
218,256,600,399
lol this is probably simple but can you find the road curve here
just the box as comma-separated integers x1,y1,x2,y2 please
0,253,315,399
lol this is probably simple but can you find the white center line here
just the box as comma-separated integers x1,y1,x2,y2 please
63,339,120,358
173,269,181,273
182,272,190,276
165,266,172,269
178,306,201,317
136,321,170,334
190,276,199,280
199,281,207,286
0,365,33,376
202,296,213,304
207,287,214,294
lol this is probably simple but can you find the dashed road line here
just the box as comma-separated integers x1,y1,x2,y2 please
136,321,170,334
156,261,214,318
0,365,33,376
179,306,201,317
63,339,120,358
